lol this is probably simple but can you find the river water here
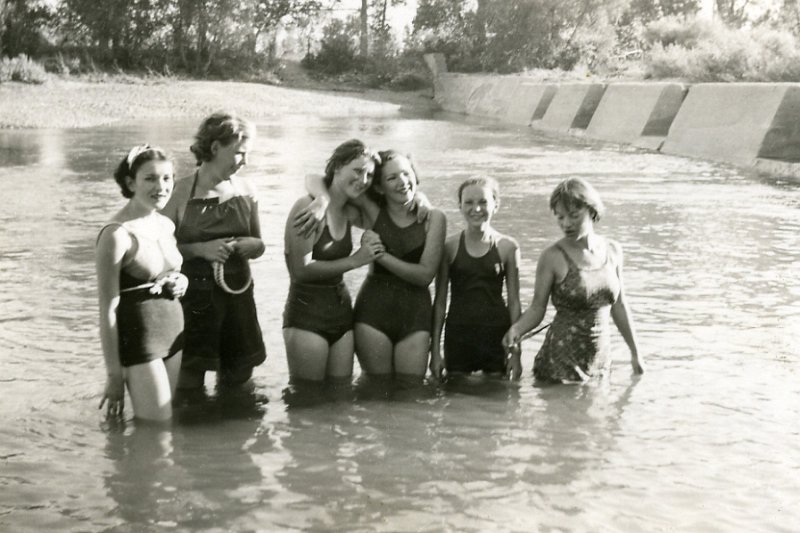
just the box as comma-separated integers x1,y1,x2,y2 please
1,102,798,532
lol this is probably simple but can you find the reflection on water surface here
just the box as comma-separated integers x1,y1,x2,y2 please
0,107,798,532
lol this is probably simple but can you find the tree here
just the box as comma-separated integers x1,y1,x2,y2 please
776,0,800,34
360,0,368,56
249,0,322,61
1,0,55,57
715,0,750,26
0,0,8,54
412,0,630,73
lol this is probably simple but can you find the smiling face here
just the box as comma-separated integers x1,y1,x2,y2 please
332,155,375,199
459,183,497,229
554,201,593,240
376,155,416,205
127,160,174,210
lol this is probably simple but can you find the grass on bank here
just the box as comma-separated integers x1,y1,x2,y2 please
0,54,48,84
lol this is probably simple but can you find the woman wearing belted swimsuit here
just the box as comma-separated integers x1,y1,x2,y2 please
162,112,267,392
96,145,188,421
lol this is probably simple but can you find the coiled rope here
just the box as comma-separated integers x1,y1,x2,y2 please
212,261,252,295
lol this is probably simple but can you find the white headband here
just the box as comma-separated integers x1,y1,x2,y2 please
126,144,151,168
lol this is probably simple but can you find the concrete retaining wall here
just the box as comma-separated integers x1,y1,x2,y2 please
504,82,557,125
534,83,606,132
660,83,800,166
467,77,522,118
433,74,557,126
748,86,800,162
434,75,489,114
427,60,800,178
424,53,448,77
585,83,686,148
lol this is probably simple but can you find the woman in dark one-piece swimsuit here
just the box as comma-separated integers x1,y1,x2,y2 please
161,112,266,393
282,139,384,382
352,150,447,380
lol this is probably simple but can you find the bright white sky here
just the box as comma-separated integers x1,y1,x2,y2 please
338,0,764,27
337,0,419,34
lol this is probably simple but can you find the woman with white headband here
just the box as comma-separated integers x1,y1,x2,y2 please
96,145,188,421
162,112,267,393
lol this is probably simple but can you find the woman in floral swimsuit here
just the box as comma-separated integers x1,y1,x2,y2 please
503,177,644,383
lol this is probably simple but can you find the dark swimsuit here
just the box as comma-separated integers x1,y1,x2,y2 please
283,222,354,345
534,244,620,382
354,208,432,343
100,221,184,368
444,232,510,373
175,173,267,376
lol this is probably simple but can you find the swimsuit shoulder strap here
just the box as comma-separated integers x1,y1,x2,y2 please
96,221,127,245
188,169,200,200
450,230,466,263
96,221,138,268
602,238,614,267
555,244,578,269
489,233,504,265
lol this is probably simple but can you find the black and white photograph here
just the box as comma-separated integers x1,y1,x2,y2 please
1,0,797,531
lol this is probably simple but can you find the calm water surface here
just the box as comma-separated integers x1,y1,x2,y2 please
1,102,798,533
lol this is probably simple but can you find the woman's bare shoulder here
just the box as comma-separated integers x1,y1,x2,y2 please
539,241,567,264
495,233,520,256
96,219,131,250
233,175,259,199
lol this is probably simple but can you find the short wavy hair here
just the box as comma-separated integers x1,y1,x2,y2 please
323,139,380,187
549,177,605,222
189,112,255,165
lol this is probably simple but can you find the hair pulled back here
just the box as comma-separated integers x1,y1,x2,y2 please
190,112,255,165
113,145,170,198
457,176,500,203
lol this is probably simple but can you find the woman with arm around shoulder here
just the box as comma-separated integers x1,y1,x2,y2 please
96,145,188,421
353,150,447,380
283,139,385,382
161,112,266,392
431,176,521,380
503,177,644,383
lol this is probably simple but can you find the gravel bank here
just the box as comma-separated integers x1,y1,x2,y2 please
0,78,435,129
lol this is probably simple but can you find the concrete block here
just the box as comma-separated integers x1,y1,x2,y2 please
423,53,448,76
434,75,485,114
467,77,512,117
586,83,687,144
757,85,800,162
503,82,557,126
532,86,557,120
535,83,607,132
661,83,798,166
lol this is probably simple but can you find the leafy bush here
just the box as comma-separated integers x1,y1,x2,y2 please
642,16,712,48
302,19,360,75
644,18,800,81
0,55,48,84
